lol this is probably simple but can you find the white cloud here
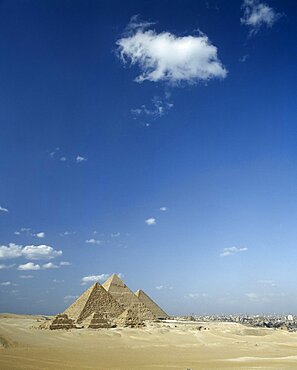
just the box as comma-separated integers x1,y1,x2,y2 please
81,274,110,285
245,292,259,300
53,279,64,283
220,246,248,257
86,238,101,245
145,217,156,226
0,243,22,259
111,232,120,238
258,279,276,287
131,96,173,119
42,262,59,269
60,231,76,236
35,232,45,238
156,285,164,290
76,155,87,163
60,156,67,161
0,206,8,213
64,295,79,301
0,244,62,260
0,263,15,270
17,262,41,271
160,206,167,211
117,18,227,84
21,245,62,260
188,292,208,299
49,147,60,158
241,0,280,34
0,281,11,286
60,261,71,266
19,275,33,279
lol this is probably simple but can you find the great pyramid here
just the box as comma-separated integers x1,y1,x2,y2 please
135,289,168,319
102,274,155,320
63,282,124,323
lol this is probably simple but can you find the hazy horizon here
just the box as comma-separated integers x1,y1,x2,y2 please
1,0,297,316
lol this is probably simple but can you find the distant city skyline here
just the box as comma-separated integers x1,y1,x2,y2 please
1,0,297,315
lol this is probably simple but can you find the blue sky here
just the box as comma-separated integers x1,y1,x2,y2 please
1,0,297,315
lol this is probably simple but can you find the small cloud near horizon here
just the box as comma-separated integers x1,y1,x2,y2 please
220,246,248,257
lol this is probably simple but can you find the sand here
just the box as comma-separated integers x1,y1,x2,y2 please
1,314,297,369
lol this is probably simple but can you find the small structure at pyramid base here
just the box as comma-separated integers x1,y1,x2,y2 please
87,312,116,329
115,308,145,328
49,314,75,330
135,289,169,320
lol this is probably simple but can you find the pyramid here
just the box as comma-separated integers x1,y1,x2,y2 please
49,314,75,330
102,274,155,320
63,282,124,323
135,289,168,319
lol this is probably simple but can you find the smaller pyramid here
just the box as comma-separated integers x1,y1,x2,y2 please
135,289,168,319
63,282,124,323
49,314,75,330
102,274,155,320
87,313,114,329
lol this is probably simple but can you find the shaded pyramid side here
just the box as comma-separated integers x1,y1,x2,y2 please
102,274,155,320
135,289,168,319
63,282,124,322
63,284,95,321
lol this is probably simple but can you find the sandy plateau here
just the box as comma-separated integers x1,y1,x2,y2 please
1,314,297,369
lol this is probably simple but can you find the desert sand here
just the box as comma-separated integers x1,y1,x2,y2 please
1,314,297,369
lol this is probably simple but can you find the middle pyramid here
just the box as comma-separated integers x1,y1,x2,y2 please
102,274,155,320
63,282,124,323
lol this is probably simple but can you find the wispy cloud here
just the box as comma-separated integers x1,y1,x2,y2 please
0,281,11,286
258,279,277,287
59,261,71,266
220,246,248,257
0,243,62,260
60,156,67,161
60,231,76,236
131,96,173,119
117,16,227,84
34,232,45,238
155,285,164,290
0,263,15,270
241,0,281,35
76,155,87,163
0,206,8,213
49,147,60,158
145,217,156,226
85,238,101,245
64,295,79,301
188,292,208,299
81,274,110,285
19,275,33,279
159,206,167,212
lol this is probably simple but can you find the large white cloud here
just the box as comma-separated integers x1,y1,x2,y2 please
117,22,227,84
241,0,280,34
0,243,62,260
